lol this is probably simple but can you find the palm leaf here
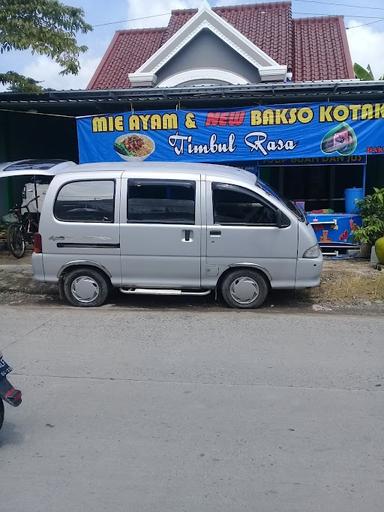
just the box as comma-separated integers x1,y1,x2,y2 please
354,63,374,81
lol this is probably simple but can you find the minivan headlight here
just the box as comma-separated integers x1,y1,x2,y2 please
303,244,321,258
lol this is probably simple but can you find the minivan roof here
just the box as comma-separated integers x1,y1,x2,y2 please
73,162,256,185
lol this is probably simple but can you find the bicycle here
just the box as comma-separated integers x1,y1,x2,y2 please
6,196,40,259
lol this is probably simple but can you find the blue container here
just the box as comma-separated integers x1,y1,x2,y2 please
344,188,364,214
306,213,362,245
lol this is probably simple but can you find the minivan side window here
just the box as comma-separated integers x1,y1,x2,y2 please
54,180,115,223
127,179,195,224
212,183,283,225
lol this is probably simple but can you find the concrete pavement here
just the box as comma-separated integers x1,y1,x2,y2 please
1,306,384,511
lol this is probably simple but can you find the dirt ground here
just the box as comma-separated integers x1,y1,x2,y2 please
309,258,384,304
0,249,383,313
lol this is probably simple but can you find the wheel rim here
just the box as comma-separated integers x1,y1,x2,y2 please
229,276,260,305
70,276,100,304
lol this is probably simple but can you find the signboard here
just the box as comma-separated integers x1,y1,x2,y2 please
77,102,384,163
257,155,367,166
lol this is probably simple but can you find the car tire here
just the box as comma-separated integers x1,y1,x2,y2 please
220,269,269,309
63,267,110,307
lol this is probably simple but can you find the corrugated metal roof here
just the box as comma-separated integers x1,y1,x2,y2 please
1,81,383,116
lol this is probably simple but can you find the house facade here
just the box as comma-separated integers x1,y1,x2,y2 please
1,2,383,253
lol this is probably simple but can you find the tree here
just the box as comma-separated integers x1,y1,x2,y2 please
354,63,384,81
0,0,92,92
0,71,43,93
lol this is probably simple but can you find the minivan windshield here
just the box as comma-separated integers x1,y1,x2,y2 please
256,178,306,222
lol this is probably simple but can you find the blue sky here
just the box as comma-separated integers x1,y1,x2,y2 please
1,0,384,90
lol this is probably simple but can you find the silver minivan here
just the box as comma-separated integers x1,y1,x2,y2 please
32,162,322,308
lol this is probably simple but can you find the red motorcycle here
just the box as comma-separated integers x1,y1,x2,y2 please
0,353,22,430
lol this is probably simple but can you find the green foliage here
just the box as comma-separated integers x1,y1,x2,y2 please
354,63,384,81
0,71,43,93
0,0,92,78
353,63,375,81
353,188,384,245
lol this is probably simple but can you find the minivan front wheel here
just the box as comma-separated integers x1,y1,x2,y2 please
220,269,269,309
63,268,110,307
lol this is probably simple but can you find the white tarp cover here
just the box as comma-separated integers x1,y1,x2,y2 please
0,160,77,178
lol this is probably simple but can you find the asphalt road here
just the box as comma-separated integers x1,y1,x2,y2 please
1,305,384,512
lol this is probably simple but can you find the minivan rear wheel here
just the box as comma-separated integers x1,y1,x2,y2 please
220,269,269,309
63,268,110,307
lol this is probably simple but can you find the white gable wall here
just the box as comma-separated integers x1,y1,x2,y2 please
156,29,261,86
129,7,286,87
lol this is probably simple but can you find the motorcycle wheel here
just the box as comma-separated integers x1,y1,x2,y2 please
0,399,4,430
7,223,26,259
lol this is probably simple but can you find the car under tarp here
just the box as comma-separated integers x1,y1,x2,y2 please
0,159,76,178
0,160,77,217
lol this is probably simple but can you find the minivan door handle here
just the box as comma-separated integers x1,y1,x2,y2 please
182,229,193,242
209,230,222,237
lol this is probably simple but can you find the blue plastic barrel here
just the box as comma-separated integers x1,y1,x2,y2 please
344,187,364,214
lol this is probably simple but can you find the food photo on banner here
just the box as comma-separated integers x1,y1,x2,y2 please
76,102,384,164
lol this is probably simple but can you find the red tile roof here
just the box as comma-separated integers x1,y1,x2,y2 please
293,16,354,81
214,2,293,66
161,9,195,42
87,28,166,89
88,2,353,89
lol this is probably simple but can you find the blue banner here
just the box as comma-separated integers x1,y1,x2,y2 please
77,102,384,163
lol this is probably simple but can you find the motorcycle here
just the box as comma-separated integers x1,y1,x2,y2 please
0,352,22,430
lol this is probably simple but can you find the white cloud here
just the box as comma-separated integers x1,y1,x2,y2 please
125,0,200,29
14,6,384,91
12,0,203,91
22,54,102,90
347,21,384,79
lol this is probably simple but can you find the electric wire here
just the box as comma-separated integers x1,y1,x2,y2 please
93,12,170,28
91,5,384,30
295,0,384,12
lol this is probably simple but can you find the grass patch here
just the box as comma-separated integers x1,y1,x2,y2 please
310,269,384,302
